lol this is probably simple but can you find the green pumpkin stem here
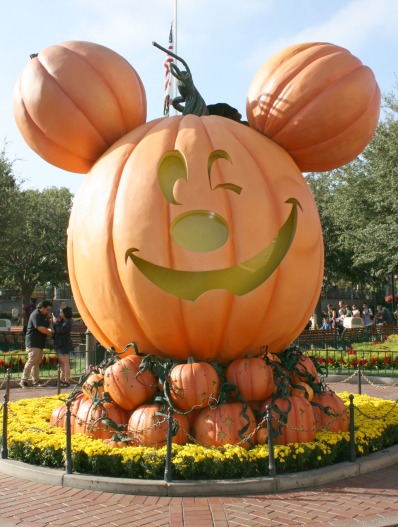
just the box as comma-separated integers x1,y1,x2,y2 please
153,41,208,117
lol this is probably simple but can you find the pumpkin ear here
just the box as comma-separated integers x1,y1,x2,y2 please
13,40,147,174
246,42,380,172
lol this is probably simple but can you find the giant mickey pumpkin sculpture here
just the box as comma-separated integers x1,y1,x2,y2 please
15,39,379,448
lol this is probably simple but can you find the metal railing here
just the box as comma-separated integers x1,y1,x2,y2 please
310,349,398,376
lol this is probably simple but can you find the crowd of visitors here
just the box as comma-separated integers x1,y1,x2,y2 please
321,300,397,333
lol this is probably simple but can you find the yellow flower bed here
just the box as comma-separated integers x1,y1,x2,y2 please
1,392,398,479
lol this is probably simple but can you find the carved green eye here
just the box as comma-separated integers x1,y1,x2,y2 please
158,150,188,205
208,150,242,195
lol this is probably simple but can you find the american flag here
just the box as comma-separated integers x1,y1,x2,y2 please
164,24,173,116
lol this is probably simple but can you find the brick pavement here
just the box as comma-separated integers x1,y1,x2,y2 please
1,379,398,527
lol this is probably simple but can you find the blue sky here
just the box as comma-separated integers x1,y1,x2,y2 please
0,0,397,196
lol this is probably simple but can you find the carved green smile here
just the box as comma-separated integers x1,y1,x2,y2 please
125,198,301,301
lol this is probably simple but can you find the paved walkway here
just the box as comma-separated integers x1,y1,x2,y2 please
1,378,398,527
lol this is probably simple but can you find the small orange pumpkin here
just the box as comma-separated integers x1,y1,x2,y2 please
82,372,105,400
13,40,147,173
168,357,219,412
291,355,319,384
128,404,189,448
256,427,269,445
246,42,380,172
75,400,129,440
193,401,257,449
104,355,157,411
50,393,87,432
262,395,316,445
290,381,314,402
225,356,275,402
312,390,349,433
103,434,131,449
49,403,67,428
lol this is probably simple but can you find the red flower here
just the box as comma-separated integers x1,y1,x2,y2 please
384,357,390,364
328,358,334,364
371,358,377,365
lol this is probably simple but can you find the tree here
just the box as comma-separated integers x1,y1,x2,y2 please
0,150,73,307
306,84,398,286
0,145,20,239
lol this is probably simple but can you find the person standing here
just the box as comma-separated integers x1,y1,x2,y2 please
54,301,67,322
20,300,53,388
53,306,73,387
362,303,374,327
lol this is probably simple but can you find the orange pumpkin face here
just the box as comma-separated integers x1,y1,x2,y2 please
68,114,323,362
246,42,380,172
13,41,146,173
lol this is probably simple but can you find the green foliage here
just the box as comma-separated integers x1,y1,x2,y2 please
306,84,398,285
0,146,73,305
3,393,398,480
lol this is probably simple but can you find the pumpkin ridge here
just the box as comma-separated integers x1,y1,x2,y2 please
258,51,362,138
67,232,113,348
250,44,349,134
197,116,236,353
56,43,138,138
14,92,95,166
285,84,381,171
164,116,193,353
272,65,376,148
112,141,165,348
70,122,162,351
220,121,285,352
35,54,113,152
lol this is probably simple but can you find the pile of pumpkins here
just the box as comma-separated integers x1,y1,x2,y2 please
50,347,349,449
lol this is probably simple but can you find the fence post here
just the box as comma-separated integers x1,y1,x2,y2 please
349,394,356,462
65,399,72,474
85,329,96,369
1,369,11,459
57,364,61,395
357,364,362,395
164,407,174,483
326,349,329,377
266,405,277,477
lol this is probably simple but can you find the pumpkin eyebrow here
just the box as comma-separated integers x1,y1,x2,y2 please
158,150,188,205
208,150,242,195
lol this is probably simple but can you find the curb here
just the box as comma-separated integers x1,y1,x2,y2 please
1,444,398,496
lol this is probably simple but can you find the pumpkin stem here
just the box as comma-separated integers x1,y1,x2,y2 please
153,41,208,117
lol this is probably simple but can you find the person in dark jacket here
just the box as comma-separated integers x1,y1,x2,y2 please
53,306,73,387
20,300,53,388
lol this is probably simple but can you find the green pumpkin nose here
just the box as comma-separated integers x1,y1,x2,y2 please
171,210,229,252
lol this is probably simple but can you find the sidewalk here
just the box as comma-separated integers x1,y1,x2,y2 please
1,379,398,526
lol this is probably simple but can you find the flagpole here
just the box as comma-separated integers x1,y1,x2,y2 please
172,0,178,115
173,0,177,57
